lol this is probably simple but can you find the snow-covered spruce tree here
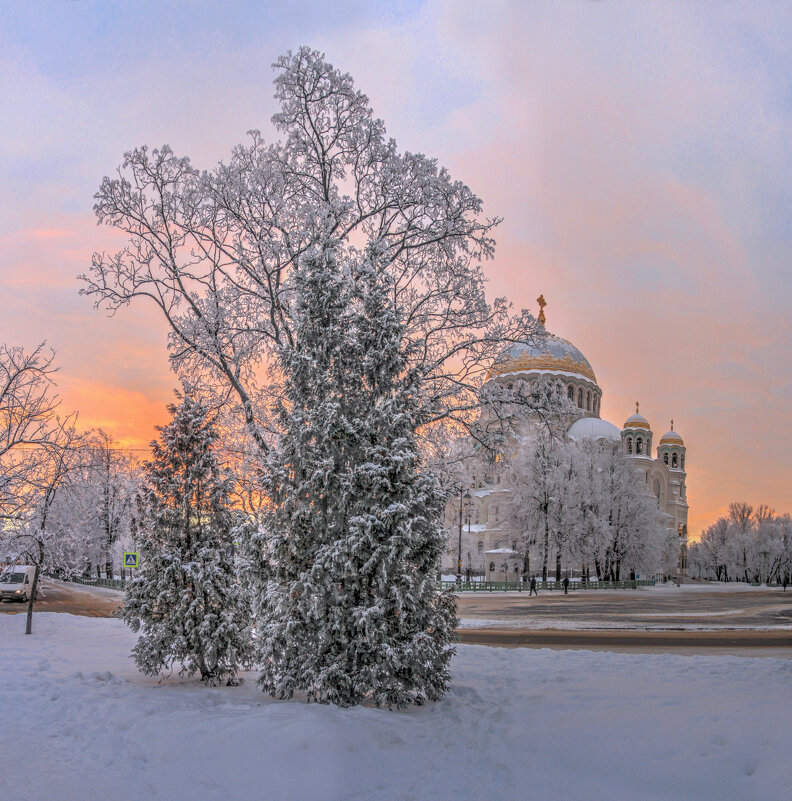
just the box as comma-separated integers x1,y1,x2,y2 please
122,392,254,685
250,250,456,708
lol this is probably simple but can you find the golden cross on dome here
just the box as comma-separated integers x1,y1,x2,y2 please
671,418,674,431
537,294,547,326
635,401,640,415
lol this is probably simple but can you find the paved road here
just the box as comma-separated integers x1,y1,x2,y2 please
4,580,790,655
0,579,122,618
457,587,792,629
456,586,792,654
458,628,792,655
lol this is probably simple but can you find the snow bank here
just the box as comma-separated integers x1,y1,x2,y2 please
2,613,790,801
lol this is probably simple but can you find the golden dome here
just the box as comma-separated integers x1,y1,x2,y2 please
623,402,650,430
659,420,684,446
486,332,597,385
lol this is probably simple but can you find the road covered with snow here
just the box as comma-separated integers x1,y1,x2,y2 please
2,612,790,801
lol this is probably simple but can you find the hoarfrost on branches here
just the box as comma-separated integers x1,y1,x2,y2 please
243,251,456,708
82,47,538,451
122,392,254,685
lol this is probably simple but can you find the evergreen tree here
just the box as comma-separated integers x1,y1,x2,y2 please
122,392,253,685
249,250,456,708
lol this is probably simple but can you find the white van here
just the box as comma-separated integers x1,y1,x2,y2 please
0,565,37,602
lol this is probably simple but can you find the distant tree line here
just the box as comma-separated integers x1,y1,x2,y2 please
688,503,792,585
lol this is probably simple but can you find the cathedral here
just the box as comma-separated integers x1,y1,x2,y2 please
442,297,689,580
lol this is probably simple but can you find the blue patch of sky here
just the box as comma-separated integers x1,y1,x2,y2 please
5,1,424,81
6,1,476,150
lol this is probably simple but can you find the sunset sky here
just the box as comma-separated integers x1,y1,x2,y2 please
2,1,791,537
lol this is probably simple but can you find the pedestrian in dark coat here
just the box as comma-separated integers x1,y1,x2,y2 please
562,576,569,594
529,576,538,596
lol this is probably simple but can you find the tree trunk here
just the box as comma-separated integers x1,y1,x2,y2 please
541,515,549,582
555,550,561,582
25,564,40,635
594,558,602,580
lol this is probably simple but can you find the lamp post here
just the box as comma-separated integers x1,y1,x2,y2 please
456,489,463,582
466,494,473,572
457,489,472,582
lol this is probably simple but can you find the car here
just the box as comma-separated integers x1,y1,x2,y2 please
0,565,37,602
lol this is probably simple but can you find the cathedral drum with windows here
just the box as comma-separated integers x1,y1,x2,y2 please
442,297,689,579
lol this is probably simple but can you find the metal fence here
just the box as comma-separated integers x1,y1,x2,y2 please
59,575,127,591
57,574,655,594
437,579,653,592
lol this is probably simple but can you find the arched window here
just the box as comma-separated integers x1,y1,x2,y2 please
627,437,632,454
477,541,484,553
577,388,583,407
672,453,678,468
663,453,668,465
636,438,643,454
489,561,495,572
586,390,591,411
567,385,574,401
507,382,513,390
493,505,499,522
653,479,661,499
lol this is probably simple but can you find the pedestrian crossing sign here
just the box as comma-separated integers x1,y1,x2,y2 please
123,552,139,568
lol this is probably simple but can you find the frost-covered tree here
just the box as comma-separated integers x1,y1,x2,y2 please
507,423,573,582
122,392,253,685
82,47,537,457
507,434,672,582
4,416,86,634
0,342,64,523
600,450,672,580
247,251,456,708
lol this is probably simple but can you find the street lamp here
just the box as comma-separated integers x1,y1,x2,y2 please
457,489,472,582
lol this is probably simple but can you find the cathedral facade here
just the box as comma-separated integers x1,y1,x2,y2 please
442,300,689,580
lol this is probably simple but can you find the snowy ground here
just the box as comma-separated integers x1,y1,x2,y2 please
2,613,790,801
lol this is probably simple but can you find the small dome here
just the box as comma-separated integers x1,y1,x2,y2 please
567,416,621,443
659,429,684,447
623,413,651,430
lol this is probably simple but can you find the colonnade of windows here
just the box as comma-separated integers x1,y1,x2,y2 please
625,435,648,455
566,383,600,414
662,451,685,470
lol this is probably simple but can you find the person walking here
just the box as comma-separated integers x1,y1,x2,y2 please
562,576,569,595
529,575,538,597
